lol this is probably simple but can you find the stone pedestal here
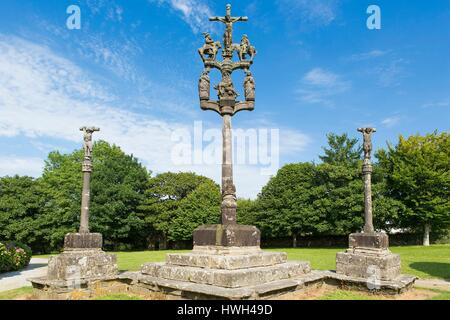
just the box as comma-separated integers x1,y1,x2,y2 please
336,232,402,281
193,224,260,247
30,233,118,294
140,242,311,299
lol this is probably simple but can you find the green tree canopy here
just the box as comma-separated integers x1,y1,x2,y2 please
378,132,450,244
319,133,362,166
140,172,220,247
38,141,150,251
0,176,46,252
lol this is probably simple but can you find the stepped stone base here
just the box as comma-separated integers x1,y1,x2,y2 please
336,232,401,281
30,232,118,292
336,249,401,281
141,245,310,289
46,248,118,281
167,249,287,270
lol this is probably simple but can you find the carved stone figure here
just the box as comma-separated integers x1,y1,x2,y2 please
80,127,100,159
238,35,257,61
244,71,255,101
198,33,221,62
358,127,377,161
209,3,248,58
215,77,238,100
198,68,210,100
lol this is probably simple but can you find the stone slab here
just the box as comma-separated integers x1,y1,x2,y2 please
323,271,417,294
336,250,401,281
193,224,260,247
166,251,287,270
64,233,102,249
30,269,417,300
141,261,311,288
349,232,389,250
46,249,117,281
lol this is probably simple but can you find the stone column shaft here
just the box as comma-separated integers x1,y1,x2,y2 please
363,163,374,233
221,114,237,224
222,114,233,188
79,162,91,234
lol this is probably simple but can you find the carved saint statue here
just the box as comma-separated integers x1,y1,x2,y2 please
238,34,257,61
80,127,100,158
244,70,255,101
215,77,238,100
198,68,210,100
198,33,221,62
357,128,377,160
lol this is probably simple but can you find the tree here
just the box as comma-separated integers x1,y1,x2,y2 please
38,141,150,251
253,163,319,246
236,198,257,226
141,172,220,248
319,133,362,166
169,179,221,241
0,176,46,252
378,132,450,245
312,163,364,235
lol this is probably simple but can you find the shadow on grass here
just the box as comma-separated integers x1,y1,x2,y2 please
409,262,450,280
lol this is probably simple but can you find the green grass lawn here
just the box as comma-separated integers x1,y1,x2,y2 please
36,244,449,280
0,287,33,300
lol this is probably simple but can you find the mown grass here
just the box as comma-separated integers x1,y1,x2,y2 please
0,287,33,300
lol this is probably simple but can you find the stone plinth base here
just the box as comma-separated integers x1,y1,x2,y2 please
336,249,401,281
141,246,310,289
140,244,311,298
323,271,417,295
337,232,401,281
167,248,287,270
349,232,389,250
64,233,103,249
46,249,118,281
193,224,260,247
142,261,310,289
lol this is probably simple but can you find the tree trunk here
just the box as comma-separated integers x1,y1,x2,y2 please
159,236,167,250
292,234,297,248
423,223,431,246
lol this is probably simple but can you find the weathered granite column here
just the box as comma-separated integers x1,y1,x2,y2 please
35,127,117,285
335,128,413,285
358,127,376,233
79,127,98,234
193,3,260,247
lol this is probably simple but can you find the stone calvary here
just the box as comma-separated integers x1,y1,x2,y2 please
30,127,118,297
335,128,416,290
28,4,417,300
138,4,312,299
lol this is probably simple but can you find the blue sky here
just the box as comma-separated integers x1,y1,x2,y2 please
0,0,449,198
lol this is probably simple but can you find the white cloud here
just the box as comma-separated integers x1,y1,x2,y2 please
422,100,450,108
381,116,401,128
0,35,310,198
349,50,389,61
297,68,350,106
0,157,44,177
278,0,340,27
375,59,408,87
150,0,213,33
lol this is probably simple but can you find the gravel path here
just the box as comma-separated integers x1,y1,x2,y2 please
0,258,48,292
415,278,450,291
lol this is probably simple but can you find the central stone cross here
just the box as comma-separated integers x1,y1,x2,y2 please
195,3,259,246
